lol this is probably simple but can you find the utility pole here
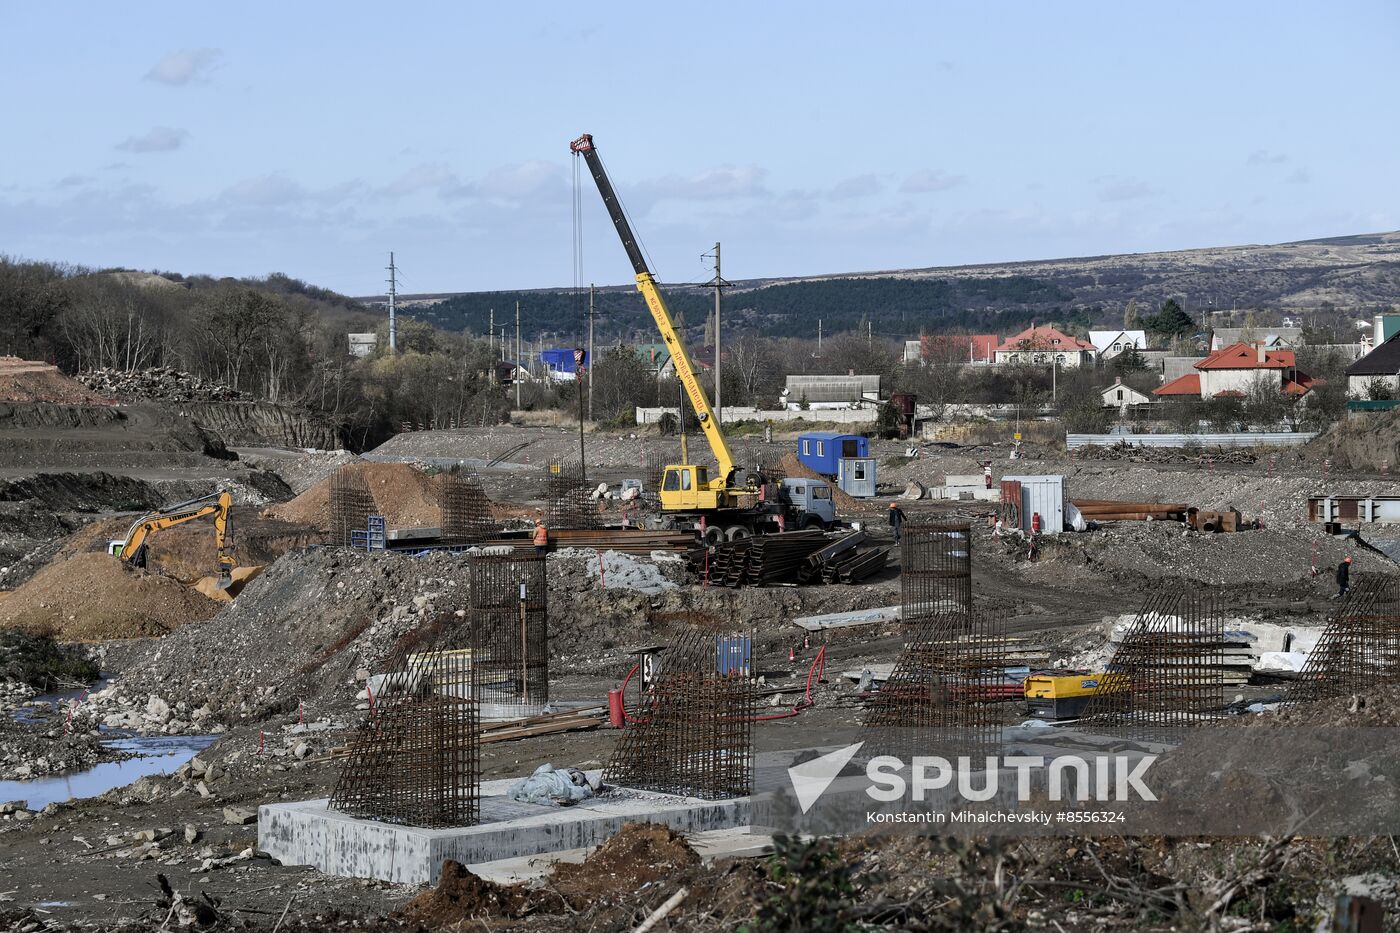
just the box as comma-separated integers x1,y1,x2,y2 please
867,320,872,348
514,301,521,408
817,319,823,356
702,242,731,425
386,252,398,354
489,308,494,357
587,285,595,424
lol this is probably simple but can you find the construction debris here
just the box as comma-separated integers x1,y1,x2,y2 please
77,367,251,403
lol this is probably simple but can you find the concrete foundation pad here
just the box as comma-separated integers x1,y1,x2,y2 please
258,772,752,885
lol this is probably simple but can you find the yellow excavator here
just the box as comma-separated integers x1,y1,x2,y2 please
108,490,235,589
571,133,836,542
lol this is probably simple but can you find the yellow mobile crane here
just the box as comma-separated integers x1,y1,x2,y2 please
570,133,835,542
108,490,236,589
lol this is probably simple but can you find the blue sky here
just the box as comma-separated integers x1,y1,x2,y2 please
2,2,1397,294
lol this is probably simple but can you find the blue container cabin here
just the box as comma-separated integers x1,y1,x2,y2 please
797,432,868,477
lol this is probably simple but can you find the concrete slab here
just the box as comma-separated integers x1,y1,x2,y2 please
793,606,900,631
258,771,752,885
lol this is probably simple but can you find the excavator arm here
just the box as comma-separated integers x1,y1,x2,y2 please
119,491,235,587
570,133,737,489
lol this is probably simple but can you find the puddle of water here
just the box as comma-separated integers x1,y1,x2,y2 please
12,678,110,726
0,734,217,812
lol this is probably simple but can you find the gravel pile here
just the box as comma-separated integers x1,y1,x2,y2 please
77,367,251,403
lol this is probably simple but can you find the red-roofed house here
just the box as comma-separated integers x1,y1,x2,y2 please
993,325,1096,368
1154,342,1319,399
921,334,999,365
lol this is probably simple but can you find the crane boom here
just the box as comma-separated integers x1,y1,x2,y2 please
570,133,737,488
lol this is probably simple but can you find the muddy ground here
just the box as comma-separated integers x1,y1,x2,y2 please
0,422,1394,929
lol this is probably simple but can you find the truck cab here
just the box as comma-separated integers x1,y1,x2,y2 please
659,465,721,511
781,478,836,529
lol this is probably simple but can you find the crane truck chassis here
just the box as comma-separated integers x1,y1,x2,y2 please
570,132,836,542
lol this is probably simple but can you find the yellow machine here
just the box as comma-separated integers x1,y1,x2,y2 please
108,490,235,589
571,133,833,541
1023,670,1127,720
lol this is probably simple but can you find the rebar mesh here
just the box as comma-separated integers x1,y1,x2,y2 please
544,459,600,530
329,465,375,547
1286,577,1400,705
434,467,493,544
1080,585,1226,735
901,521,973,621
642,445,665,511
862,610,1007,759
605,619,755,799
470,554,549,718
328,618,479,827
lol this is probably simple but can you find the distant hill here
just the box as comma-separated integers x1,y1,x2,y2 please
358,231,1400,344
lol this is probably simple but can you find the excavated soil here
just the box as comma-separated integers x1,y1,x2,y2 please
0,552,220,640
550,821,701,907
0,357,114,405
263,461,442,530
396,860,543,923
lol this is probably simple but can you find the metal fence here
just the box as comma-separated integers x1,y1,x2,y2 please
1067,432,1316,449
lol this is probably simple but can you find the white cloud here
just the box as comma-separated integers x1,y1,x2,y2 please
380,162,461,198
828,174,883,200
637,165,769,201
900,169,966,194
221,174,306,206
145,48,223,86
1247,149,1288,166
115,126,188,153
1285,167,1311,185
1097,179,1156,202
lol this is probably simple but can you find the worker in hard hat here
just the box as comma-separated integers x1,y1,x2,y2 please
533,520,548,556
1334,555,1352,599
888,502,906,542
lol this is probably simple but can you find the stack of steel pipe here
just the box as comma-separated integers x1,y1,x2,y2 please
1070,499,1190,522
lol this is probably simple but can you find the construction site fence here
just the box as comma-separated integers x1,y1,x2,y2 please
1067,432,1316,449
635,406,877,425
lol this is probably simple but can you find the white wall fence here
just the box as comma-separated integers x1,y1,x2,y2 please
635,406,877,426
1067,432,1317,449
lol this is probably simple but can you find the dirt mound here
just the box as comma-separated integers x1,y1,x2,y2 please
396,859,544,923
1305,412,1400,471
263,461,442,530
551,822,700,906
0,358,113,405
778,451,867,514
0,552,220,640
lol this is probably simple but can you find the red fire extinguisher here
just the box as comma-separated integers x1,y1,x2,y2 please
1031,511,1042,535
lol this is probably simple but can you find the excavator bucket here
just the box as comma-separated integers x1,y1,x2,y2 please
216,571,233,591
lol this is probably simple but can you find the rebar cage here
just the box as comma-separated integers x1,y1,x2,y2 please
1080,585,1226,735
901,521,973,621
434,467,493,544
329,465,375,547
605,618,755,799
470,553,549,718
328,619,480,827
1287,576,1400,705
862,610,1007,760
544,458,601,530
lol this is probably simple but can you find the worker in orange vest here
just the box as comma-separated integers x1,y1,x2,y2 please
533,521,548,556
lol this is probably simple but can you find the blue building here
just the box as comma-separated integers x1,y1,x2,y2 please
539,348,589,380
797,432,869,476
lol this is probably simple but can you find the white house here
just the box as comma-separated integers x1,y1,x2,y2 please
348,333,377,358
993,325,1096,369
1089,330,1147,360
1100,377,1154,414
1155,342,1318,400
1210,326,1302,351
